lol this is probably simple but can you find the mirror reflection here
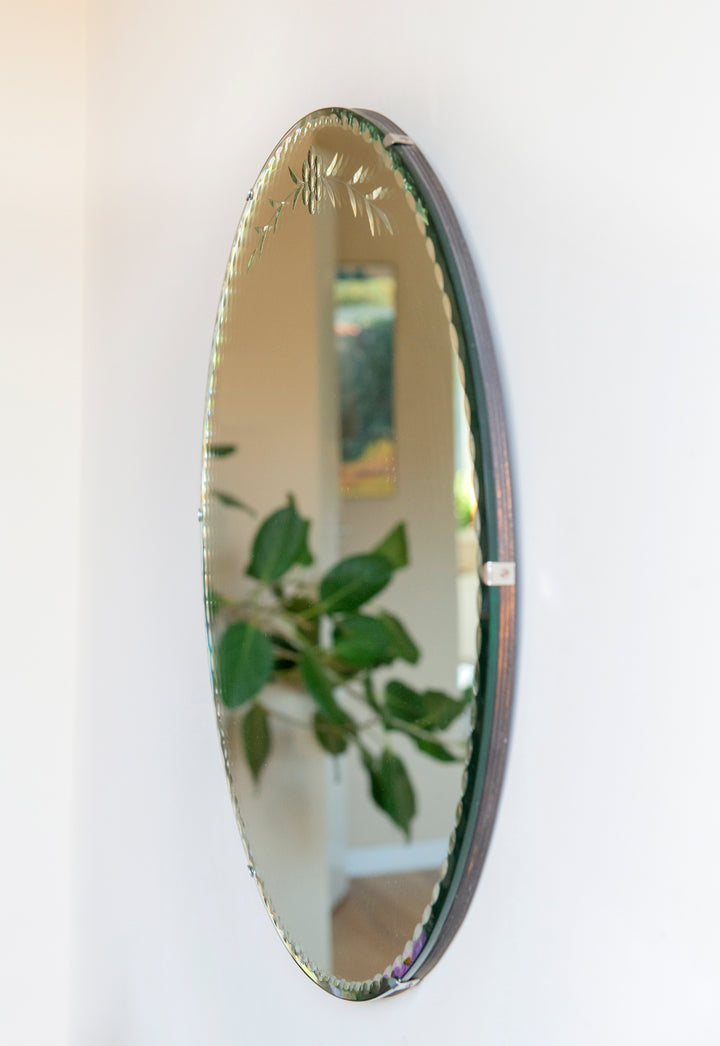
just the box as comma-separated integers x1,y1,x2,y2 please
203,113,481,989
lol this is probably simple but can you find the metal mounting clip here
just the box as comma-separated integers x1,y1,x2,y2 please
480,561,516,587
383,133,414,148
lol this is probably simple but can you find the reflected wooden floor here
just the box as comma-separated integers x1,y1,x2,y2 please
331,868,438,982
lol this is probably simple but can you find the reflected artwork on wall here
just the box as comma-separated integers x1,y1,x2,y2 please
334,264,397,499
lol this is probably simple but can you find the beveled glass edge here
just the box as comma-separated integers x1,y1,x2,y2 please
200,107,517,1002
354,109,518,985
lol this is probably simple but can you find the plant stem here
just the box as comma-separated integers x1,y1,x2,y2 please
383,714,466,756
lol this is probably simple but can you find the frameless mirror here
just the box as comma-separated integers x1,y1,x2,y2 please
201,109,516,1000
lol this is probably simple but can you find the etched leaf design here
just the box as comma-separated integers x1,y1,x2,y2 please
246,144,394,270
326,152,341,176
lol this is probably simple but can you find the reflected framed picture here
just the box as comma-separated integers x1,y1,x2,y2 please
334,264,397,498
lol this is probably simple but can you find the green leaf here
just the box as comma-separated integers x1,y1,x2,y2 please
296,528,314,566
373,522,408,569
282,596,319,644
247,496,311,582
363,675,381,713
319,554,393,613
313,712,350,755
360,745,375,775
217,621,274,708
332,614,395,667
413,736,459,762
384,680,424,723
368,749,416,837
283,595,314,615
299,649,348,725
288,166,298,184
212,490,256,514
242,703,271,781
206,442,236,457
377,611,419,664
271,634,299,671
324,652,362,681
417,690,468,731
384,680,468,731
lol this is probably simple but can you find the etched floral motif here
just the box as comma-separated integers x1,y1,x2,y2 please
246,147,393,270
299,149,323,214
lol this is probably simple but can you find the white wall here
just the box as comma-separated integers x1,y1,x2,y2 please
0,3,85,1044
4,0,720,1043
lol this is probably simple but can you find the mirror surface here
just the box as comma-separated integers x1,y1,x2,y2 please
202,110,515,1000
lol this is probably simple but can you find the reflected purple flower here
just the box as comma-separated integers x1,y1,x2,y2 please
390,929,427,980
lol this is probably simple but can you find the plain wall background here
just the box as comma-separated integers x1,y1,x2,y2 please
3,0,720,1043
1,2,85,1041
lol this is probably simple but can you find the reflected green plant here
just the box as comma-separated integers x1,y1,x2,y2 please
209,492,471,837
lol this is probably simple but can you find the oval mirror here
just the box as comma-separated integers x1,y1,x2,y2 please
201,108,516,1001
